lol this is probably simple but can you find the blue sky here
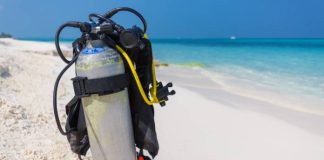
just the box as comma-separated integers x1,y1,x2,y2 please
0,0,324,38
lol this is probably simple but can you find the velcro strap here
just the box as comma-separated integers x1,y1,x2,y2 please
72,73,130,97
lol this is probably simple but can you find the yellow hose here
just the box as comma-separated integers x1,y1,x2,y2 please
115,45,159,106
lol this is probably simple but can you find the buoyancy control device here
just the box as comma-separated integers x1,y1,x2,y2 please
53,7,175,160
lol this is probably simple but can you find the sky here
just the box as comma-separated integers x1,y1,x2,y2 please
0,0,324,38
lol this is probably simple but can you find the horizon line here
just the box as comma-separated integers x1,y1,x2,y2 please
16,37,324,41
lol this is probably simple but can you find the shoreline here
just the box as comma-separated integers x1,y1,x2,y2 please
158,65,324,115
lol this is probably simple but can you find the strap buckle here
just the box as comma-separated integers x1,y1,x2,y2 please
72,77,90,97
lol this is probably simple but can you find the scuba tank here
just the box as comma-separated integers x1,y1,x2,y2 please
53,7,175,160
76,40,136,159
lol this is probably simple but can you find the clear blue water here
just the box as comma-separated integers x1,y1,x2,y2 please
22,38,324,98
151,39,324,98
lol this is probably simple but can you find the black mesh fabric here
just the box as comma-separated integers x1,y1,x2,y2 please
127,39,159,158
65,97,90,156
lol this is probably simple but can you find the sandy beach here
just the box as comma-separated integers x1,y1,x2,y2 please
0,38,324,160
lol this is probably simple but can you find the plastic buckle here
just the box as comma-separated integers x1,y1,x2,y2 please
71,76,90,97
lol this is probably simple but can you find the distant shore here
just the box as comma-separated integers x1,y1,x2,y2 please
0,38,324,160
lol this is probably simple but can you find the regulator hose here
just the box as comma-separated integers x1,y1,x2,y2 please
103,7,147,33
88,13,112,23
54,21,86,135
88,13,125,33
53,53,80,135
55,21,90,64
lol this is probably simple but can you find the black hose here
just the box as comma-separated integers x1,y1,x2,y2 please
88,13,113,23
102,7,147,33
55,22,84,64
54,21,85,135
53,53,79,135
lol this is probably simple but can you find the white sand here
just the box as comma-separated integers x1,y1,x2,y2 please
0,38,78,160
0,39,324,160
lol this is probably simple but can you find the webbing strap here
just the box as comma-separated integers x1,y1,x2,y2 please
72,73,130,97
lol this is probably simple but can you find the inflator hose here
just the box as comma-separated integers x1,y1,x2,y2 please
115,45,160,105
103,7,147,33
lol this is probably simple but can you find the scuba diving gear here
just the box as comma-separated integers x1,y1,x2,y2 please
76,39,136,160
53,7,175,160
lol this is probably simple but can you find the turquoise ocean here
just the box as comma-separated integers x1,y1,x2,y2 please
23,38,324,103
151,39,324,100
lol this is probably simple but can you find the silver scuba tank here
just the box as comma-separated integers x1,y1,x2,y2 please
75,40,136,160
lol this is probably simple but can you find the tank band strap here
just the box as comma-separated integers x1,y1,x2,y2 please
72,73,130,97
